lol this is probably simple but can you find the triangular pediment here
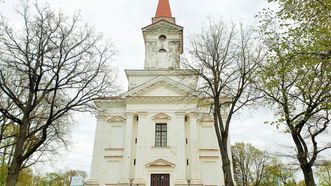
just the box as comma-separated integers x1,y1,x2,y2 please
146,159,175,168
121,76,196,97
107,116,126,123
152,113,172,120
142,20,183,32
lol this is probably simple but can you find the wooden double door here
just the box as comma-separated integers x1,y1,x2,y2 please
151,174,170,186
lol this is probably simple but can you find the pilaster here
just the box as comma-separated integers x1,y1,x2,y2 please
175,112,187,183
119,112,135,184
89,114,106,180
133,112,148,186
188,112,202,185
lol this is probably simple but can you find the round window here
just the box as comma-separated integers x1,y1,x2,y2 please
159,35,167,42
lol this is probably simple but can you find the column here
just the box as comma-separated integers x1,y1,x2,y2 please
188,112,202,185
119,112,134,185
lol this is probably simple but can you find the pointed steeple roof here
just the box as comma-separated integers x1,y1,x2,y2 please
155,0,172,18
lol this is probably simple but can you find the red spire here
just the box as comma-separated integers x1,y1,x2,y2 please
155,0,172,18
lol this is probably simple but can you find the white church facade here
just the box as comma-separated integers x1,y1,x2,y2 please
86,1,229,186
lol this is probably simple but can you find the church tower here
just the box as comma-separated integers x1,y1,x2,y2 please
86,1,226,186
143,0,183,69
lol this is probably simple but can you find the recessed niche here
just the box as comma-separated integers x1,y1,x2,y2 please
159,34,167,42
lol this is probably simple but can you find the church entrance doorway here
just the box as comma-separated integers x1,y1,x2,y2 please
151,174,170,186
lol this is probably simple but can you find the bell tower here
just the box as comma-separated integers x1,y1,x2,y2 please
142,0,183,69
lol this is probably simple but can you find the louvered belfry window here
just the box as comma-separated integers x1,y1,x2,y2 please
155,123,167,147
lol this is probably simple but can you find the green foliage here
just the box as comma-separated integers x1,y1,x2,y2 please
232,143,297,186
0,167,87,186
297,180,306,186
261,0,331,58
0,166,7,186
33,169,87,186
258,1,331,185
263,160,297,186
16,168,34,186
316,161,331,186
0,166,34,186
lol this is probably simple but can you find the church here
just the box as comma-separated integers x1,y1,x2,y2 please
86,0,229,185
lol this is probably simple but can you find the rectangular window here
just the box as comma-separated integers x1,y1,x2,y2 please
155,123,167,147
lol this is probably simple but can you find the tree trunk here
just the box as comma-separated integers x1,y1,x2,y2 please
292,134,317,186
301,164,316,186
5,124,27,186
5,160,20,186
220,140,235,186
213,99,235,186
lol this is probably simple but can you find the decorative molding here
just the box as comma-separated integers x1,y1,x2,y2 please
126,96,198,104
132,179,145,185
151,146,171,149
187,112,200,118
132,80,191,97
199,155,220,159
199,149,219,152
146,158,176,168
125,69,197,76
142,20,183,33
107,116,126,123
137,112,148,117
94,99,125,109
152,113,172,120
175,112,186,117
85,179,99,186
94,96,216,107
104,155,123,159
174,179,189,185
105,148,124,151
197,116,214,123
125,112,135,117
198,115,214,127
121,76,196,98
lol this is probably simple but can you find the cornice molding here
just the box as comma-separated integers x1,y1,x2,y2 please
126,96,198,104
175,112,186,117
137,112,148,117
125,112,135,117
197,115,214,123
94,97,201,108
142,20,183,32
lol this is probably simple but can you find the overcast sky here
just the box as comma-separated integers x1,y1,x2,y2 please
1,0,330,177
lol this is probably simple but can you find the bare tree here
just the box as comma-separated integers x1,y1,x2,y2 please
0,2,117,185
184,20,265,186
0,85,18,169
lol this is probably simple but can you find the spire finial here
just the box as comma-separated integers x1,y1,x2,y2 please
155,0,172,18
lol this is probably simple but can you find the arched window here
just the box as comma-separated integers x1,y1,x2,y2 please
158,49,167,53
